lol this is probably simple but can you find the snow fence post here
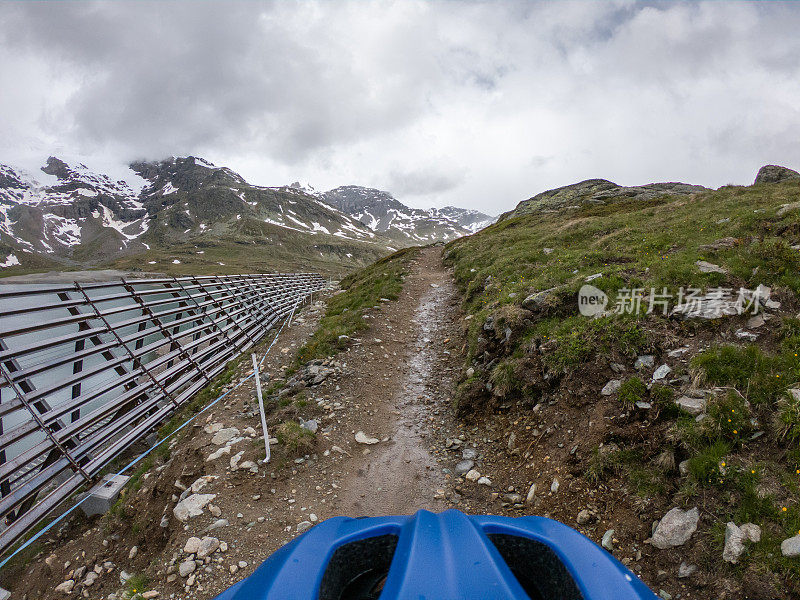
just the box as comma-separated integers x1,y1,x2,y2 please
252,353,270,463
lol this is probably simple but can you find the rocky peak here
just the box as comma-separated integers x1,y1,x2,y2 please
0,164,27,191
321,185,472,243
322,186,407,215
132,156,246,199
288,182,320,197
41,156,73,180
754,164,800,185
430,206,496,233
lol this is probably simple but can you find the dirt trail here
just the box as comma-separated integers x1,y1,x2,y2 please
336,247,454,516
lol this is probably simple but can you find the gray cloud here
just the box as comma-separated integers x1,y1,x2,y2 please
387,166,464,197
1,1,799,212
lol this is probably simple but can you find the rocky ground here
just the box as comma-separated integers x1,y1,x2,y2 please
5,246,798,600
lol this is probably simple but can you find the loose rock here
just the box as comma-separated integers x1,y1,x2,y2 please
781,535,800,557
651,507,699,549
179,559,196,578
652,364,671,381
211,428,240,446
54,580,75,594
455,460,474,475
601,529,614,551
696,260,727,274
183,537,202,554
355,431,379,445
196,536,220,559
173,493,217,522
723,522,746,563
675,396,705,416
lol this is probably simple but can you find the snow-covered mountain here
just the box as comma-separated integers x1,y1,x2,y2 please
321,186,494,244
0,156,385,273
131,157,375,243
0,157,151,264
0,156,493,274
429,206,496,234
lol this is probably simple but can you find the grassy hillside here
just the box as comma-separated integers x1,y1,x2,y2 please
445,177,800,595
108,220,391,278
297,246,420,362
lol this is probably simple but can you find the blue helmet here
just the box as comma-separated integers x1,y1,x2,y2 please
213,509,658,600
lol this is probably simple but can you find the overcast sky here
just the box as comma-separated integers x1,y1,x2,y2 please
1,1,799,214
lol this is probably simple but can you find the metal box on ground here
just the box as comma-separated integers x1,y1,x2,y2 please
80,474,130,517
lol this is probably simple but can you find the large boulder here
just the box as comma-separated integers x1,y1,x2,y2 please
754,165,800,185
651,507,700,549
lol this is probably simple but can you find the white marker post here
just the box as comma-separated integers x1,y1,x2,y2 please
252,353,270,463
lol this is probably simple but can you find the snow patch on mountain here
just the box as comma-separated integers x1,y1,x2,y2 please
0,253,20,268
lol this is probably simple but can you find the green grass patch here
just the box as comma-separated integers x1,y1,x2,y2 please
704,391,753,446
692,345,798,406
619,376,647,407
688,440,731,486
297,246,420,362
125,573,150,598
538,315,650,372
444,179,800,385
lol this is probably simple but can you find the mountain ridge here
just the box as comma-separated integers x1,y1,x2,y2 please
0,155,491,276
322,185,495,244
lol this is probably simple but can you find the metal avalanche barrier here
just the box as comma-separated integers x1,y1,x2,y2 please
0,272,326,555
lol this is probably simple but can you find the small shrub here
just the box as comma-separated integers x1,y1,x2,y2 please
275,421,316,455
543,316,650,372
667,414,705,451
619,377,647,407
654,448,677,472
650,384,675,406
692,345,793,406
489,361,516,398
628,465,666,498
586,445,634,484
704,392,752,446
126,573,150,598
265,381,285,395
651,384,680,418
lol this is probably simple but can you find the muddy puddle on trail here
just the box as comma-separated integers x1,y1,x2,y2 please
337,283,450,516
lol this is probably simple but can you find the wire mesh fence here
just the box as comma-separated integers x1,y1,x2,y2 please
0,272,325,555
